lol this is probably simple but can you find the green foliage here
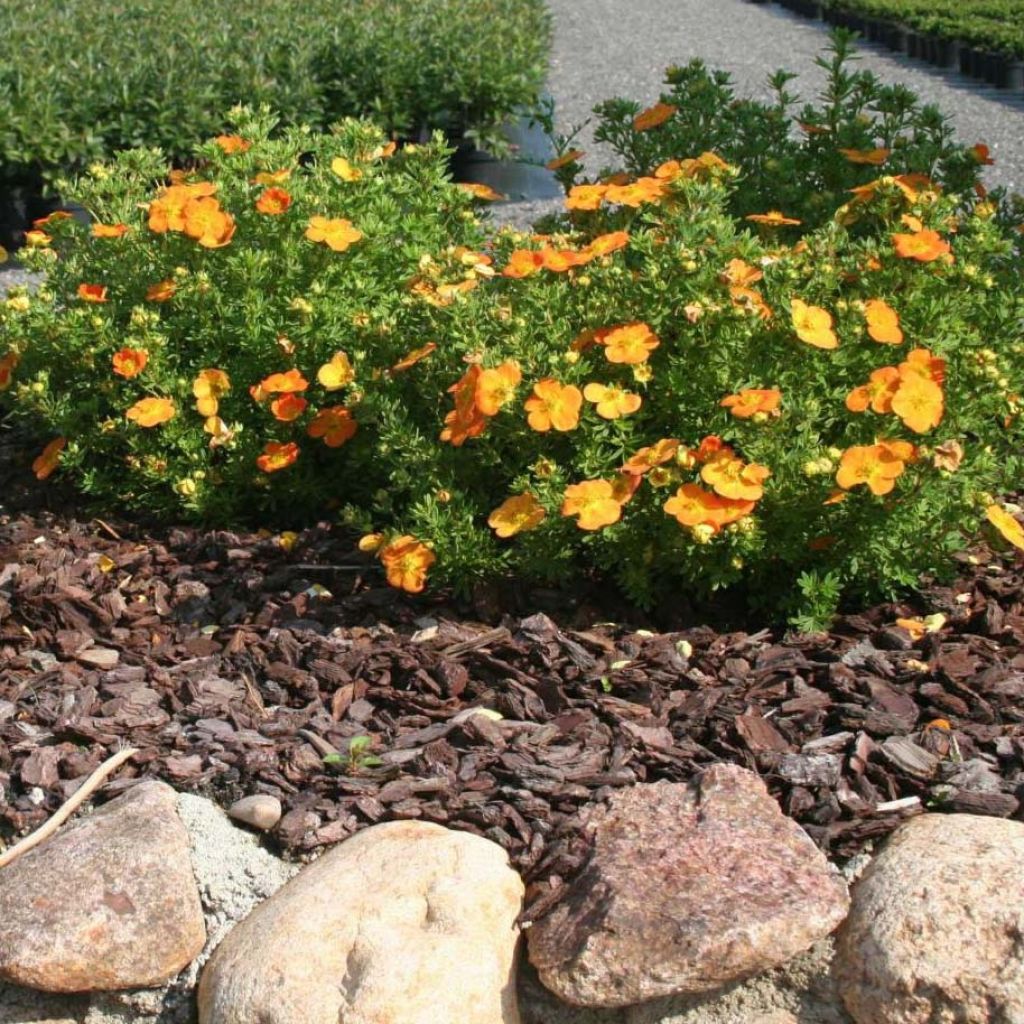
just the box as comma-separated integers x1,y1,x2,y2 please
3,92,1023,620
324,735,382,773
822,0,1024,57
591,31,990,229
0,0,550,193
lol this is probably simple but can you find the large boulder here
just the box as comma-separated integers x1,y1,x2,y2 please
527,766,849,1007
835,813,1024,1023
0,781,205,992
198,820,524,1024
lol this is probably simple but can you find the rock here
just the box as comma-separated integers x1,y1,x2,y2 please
527,767,849,1007
0,781,205,992
198,820,523,1024
226,795,281,831
835,813,1024,1023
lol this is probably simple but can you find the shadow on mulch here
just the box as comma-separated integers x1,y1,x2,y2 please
2,424,1023,915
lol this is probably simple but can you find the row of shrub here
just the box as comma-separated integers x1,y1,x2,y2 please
0,0,549,196
2,41,1022,625
820,0,1024,57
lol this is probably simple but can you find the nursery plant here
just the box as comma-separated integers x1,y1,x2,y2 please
0,0,549,196
2,100,1023,625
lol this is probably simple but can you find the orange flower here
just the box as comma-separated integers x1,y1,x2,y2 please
307,406,357,447
488,493,546,537
900,347,945,385
561,480,622,530
125,397,176,427
745,211,801,227
502,249,546,278
77,283,108,304
255,188,292,215
838,147,891,165
864,299,903,344
91,222,130,238
891,373,943,433
148,181,217,233
540,248,586,273
193,369,231,417
663,484,754,533
729,285,773,321
846,366,900,414
892,229,951,262
610,472,642,504
604,177,666,207
583,231,629,258
214,135,250,154
379,536,436,593
23,230,52,247
256,441,300,473
701,451,770,501
111,348,148,378
877,438,918,463
0,352,18,390
546,149,585,170
440,365,487,446
390,342,437,373
317,352,355,391
259,368,309,394
270,393,308,422
32,211,72,228
253,168,292,185
182,197,236,249
475,361,522,416
932,440,964,472
721,259,763,287
633,102,677,131
970,143,995,166
145,279,176,302
583,382,642,420
32,437,66,480
623,438,680,476
720,388,781,419
835,444,905,495
598,321,660,364
986,505,1024,550
305,216,363,252
565,184,607,212
791,298,838,350
457,182,504,201
331,157,363,182
524,378,582,432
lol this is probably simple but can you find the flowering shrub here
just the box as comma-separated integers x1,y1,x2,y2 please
3,107,1023,622
0,0,549,195
581,33,993,230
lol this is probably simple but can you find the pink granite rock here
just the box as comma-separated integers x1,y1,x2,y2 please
0,781,205,992
527,766,849,1007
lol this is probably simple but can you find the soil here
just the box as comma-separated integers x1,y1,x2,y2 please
2,428,1023,922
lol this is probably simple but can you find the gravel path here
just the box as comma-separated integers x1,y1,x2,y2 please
545,0,1024,194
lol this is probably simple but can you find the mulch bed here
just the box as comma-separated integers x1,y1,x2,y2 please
2,433,1024,916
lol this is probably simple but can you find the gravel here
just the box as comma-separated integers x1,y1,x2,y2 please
544,0,1024,194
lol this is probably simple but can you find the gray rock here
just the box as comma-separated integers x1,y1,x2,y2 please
226,795,281,832
835,813,1024,1023
198,820,523,1024
0,781,205,992
527,767,849,1007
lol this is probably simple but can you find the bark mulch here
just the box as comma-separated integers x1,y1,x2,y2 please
2,430,1023,915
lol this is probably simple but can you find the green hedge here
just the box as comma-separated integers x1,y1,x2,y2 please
0,0,550,193
822,0,1024,56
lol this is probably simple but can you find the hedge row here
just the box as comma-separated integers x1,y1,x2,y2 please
821,0,1024,57
0,0,550,194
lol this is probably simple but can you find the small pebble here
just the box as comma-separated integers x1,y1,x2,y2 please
228,795,282,832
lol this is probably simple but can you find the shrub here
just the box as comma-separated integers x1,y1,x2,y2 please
3,108,1023,623
0,0,550,195
581,32,990,230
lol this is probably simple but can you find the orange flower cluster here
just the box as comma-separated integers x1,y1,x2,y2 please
835,439,916,496
440,361,522,445
722,259,772,321
502,232,629,278
846,348,945,433
148,181,235,248
377,535,435,592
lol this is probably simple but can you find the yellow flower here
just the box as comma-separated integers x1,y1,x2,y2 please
317,351,355,390
488,494,546,538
